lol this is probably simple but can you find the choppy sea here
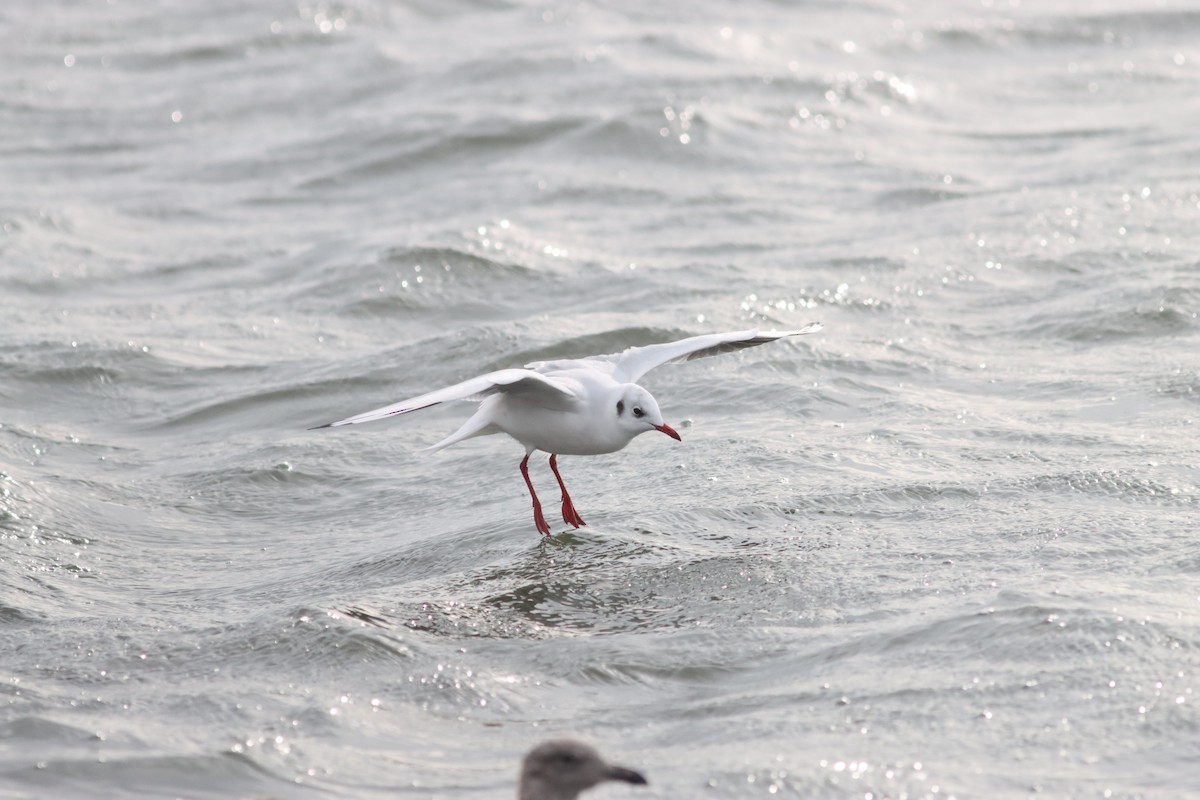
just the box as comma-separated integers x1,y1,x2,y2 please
2,1,1198,798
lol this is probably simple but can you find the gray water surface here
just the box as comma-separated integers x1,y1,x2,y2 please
2,1,1198,798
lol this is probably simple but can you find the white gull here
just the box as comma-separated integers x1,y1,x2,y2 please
313,325,822,535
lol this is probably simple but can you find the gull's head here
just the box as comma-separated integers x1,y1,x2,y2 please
519,738,648,800
613,385,680,442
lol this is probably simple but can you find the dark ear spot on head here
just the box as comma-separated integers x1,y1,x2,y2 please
616,400,625,415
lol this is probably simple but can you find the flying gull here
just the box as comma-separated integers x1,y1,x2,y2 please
313,325,822,535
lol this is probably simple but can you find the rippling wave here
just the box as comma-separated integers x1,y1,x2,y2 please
2,0,1198,798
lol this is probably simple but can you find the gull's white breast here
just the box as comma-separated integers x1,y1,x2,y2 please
491,369,630,456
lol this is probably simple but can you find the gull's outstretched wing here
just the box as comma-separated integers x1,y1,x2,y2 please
606,323,823,383
310,368,576,429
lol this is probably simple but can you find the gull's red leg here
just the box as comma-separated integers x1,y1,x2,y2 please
520,453,551,536
549,454,586,528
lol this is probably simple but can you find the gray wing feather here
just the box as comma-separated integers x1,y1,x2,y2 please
608,323,823,383
311,368,576,429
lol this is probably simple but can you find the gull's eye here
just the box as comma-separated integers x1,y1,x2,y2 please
616,400,625,415
632,407,645,418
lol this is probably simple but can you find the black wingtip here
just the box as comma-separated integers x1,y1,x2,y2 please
308,422,334,430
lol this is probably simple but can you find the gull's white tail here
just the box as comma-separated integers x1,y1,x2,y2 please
423,396,502,453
